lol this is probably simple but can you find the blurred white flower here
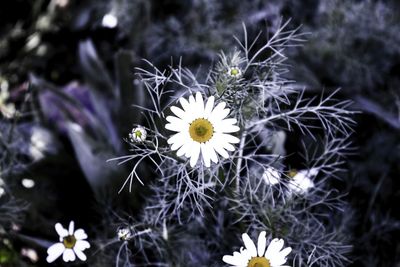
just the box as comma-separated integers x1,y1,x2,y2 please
166,92,240,167
21,178,35,189
129,126,147,142
53,0,69,8
287,168,318,195
46,221,90,263
102,13,118,28
227,66,242,78
25,33,41,51
0,83,16,119
29,128,51,161
0,177,5,198
117,227,132,241
223,231,292,267
21,248,39,263
262,167,281,185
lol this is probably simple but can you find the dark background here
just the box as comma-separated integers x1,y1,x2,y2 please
0,0,399,266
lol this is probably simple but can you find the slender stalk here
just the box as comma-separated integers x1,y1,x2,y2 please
236,129,247,193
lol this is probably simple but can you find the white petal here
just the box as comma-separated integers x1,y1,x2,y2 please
265,238,284,259
188,95,196,107
263,168,281,185
68,221,75,235
74,229,88,240
218,118,240,130
222,255,246,266
242,233,257,257
220,133,240,144
55,223,68,238
215,124,240,133
213,133,237,152
166,115,186,126
169,132,190,151
170,106,189,121
211,108,230,123
184,142,194,157
222,255,240,266
222,142,235,152
46,243,65,263
165,121,187,132
179,97,190,111
223,249,251,266
278,247,292,258
167,132,185,145
171,138,186,151
210,102,226,119
73,247,87,261
257,231,267,257
75,240,91,251
177,140,192,157
200,143,211,168
209,137,229,158
62,248,76,262
207,143,219,163
239,247,253,263
308,168,319,177
189,142,201,167
195,92,204,115
290,172,314,194
204,96,215,118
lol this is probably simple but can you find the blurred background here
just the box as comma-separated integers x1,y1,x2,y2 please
0,0,399,266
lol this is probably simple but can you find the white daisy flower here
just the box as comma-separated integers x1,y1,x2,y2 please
227,66,242,78
223,231,292,267
46,221,90,263
262,167,281,185
287,168,318,195
165,92,240,167
129,126,147,142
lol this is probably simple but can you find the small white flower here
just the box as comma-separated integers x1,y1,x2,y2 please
21,178,35,189
129,126,147,142
262,167,281,185
46,221,90,263
29,127,52,161
102,13,118,28
166,92,240,167
287,168,318,195
117,227,132,241
223,231,292,267
227,66,242,78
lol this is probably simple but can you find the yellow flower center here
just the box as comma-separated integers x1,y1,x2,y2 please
288,169,298,178
135,130,142,138
230,68,239,76
63,235,77,249
189,118,214,143
247,257,271,267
